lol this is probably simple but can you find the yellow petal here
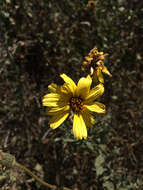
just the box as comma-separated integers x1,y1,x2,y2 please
60,74,76,95
48,83,61,93
43,93,60,99
42,93,68,107
73,114,87,140
85,83,104,103
85,102,106,113
60,83,73,96
49,111,69,129
76,77,92,99
96,60,103,66
85,56,93,61
97,67,104,83
87,74,92,81
90,67,94,75
82,110,95,128
102,66,112,77
46,105,70,115
98,55,105,61
42,93,60,107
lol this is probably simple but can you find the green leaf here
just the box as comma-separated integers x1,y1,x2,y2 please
103,181,114,190
95,154,105,168
86,141,94,151
96,166,106,176
63,138,76,142
95,154,106,176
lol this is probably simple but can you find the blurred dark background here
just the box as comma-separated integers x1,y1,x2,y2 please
0,0,143,189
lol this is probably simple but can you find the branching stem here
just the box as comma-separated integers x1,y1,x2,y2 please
0,151,70,190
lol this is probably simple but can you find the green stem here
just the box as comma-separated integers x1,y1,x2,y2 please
15,162,57,189
15,162,70,190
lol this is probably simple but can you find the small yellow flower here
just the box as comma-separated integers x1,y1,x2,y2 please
42,74,105,140
82,47,112,83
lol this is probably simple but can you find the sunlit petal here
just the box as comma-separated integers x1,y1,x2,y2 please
42,93,60,107
102,66,112,77
49,111,69,129
48,83,60,93
73,114,87,140
60,74,76,95
60,83,73,96
85,102,106,113
85,83,104,103
43,93,68,107
76,76,92,99
46,105,70,115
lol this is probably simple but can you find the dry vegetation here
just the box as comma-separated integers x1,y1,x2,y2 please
0,0,143,189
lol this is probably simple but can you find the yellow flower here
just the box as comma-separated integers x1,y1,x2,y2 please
82,47,112,83
92,64,112,84
42,74,105,140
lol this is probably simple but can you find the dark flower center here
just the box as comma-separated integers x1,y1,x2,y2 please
70,97,83,113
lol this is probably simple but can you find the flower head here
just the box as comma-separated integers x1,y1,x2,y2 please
82,47,112,83
86,0,97,13
42,74,105,140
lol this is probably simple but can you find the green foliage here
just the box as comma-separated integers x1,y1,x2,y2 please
94,153,106,177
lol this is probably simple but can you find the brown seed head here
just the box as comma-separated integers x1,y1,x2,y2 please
70,97,84,113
